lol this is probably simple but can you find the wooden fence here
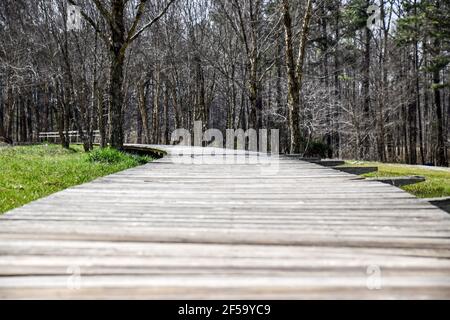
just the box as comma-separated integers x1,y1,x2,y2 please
38,131,101,144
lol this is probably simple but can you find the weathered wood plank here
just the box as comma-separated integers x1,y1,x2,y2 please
1,275,450,300
0,145,449,299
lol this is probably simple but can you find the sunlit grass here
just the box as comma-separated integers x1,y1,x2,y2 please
0,144,152,214
345,161,450,199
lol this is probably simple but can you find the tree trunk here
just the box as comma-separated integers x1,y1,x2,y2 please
248,62,260,131
413,0,425,164
282,0,301,154
109,0,126,149
194,56,207,130
97,85,107,148
53,78,69,149
152,67,161,144
434,69,447,166
6,86,14,141
170,80,182,129
109,53,125,149
407,97,418,164
163,82,169,145
408,31,419,165
138,77,151,144
0,91,5,139
361,3,371,159
282,0,312,154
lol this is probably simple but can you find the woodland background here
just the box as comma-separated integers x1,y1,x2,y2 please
0,0,449,166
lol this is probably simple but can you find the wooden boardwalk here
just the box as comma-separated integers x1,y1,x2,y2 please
0,145,450,299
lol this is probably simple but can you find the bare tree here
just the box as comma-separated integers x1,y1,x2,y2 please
68,0,175,149
282,0,313,154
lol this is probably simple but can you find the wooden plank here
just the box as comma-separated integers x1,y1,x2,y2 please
1,275,450,300
1,145,450,299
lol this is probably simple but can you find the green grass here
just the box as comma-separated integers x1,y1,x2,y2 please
0,144,152,214
344,161,450,199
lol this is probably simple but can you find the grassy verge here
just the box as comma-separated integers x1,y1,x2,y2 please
0,144,152,214
344,161,450,199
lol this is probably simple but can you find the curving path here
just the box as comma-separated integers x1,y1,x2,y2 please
0,145,449,299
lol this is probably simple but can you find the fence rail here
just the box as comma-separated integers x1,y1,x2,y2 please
38,130,101,144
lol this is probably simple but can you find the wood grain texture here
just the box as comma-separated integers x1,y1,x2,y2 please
0,145,449,299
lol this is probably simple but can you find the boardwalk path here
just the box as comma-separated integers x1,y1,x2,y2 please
0,146,450,299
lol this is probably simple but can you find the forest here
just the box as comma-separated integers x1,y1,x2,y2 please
0,0,449,166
